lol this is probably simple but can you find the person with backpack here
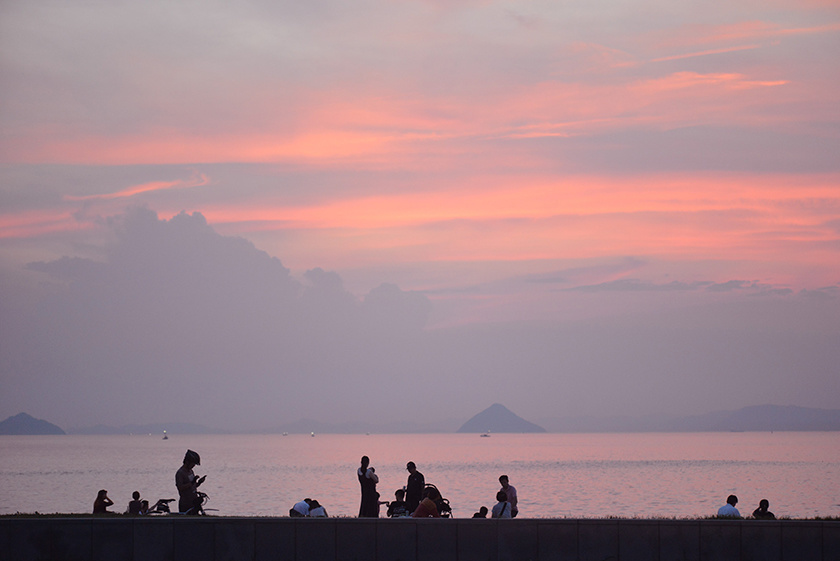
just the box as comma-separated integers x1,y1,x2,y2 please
491,490,512,518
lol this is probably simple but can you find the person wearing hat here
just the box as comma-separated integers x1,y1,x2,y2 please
176,449,206,514
405,461,425,514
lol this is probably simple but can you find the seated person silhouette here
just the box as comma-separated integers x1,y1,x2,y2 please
387,489,409,517
93,489,114,514
717,494,741,518
127,491,143,515
492,491,512,518
752,499,776,520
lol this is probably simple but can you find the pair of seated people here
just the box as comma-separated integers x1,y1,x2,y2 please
289,498,327,517
717,495,776,520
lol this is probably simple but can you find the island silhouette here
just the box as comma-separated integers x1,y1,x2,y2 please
457,403,546,433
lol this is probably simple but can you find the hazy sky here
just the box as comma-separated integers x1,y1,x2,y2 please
1,0,839,431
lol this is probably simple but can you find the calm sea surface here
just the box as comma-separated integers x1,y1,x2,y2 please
1,433,838,519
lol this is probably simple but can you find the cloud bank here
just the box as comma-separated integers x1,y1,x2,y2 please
2,207,837,431
3,208,432,430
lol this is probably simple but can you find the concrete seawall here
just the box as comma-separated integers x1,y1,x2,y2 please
2,517,838,561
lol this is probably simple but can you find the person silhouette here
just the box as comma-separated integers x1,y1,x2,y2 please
176,449,206,514
752,499,776,520
309,500,328,517
717,494,741,518
290,498,313,517
492,491,512,518
93,489,113,514
498,475,518,517
387,489,409,517
411,486,441,518
472,506,489,518
127,491,143,515
357,456,380,517
405,461,425,514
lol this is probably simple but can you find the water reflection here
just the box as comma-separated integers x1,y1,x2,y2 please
1,432,837,518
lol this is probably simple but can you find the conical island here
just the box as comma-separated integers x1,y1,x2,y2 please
457,403,546,433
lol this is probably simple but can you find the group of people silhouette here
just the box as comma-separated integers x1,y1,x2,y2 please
92,449,779,520
717,494,777,520
93,449,206,515
352,456,518,519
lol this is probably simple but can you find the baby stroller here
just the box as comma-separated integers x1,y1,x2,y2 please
146,498,175,514
425,484,452,518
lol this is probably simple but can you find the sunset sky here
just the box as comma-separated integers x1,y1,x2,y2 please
1,0,838,431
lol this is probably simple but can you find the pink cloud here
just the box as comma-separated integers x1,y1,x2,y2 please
650,20,840,50
650,44,763,62
193,172,840,280
0,210,92,240
63,171,210,201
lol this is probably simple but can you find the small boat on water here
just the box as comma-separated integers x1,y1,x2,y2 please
162,430,168,440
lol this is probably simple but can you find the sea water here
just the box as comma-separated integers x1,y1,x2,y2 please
1,432,838,518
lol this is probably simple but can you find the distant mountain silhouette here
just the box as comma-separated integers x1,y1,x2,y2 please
10,404,833,435
537,405,840,432
0,412,65,435
457,403,546,433
674,405,840,432
70,421,220,435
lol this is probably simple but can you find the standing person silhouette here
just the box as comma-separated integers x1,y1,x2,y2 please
176,449,206,514
498,475,518,517
405,461,425,514
357,455,380,517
